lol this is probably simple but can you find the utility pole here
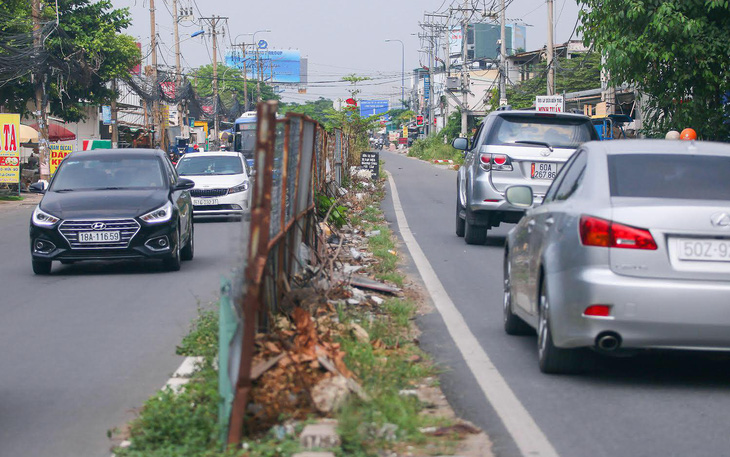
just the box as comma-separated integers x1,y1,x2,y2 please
111,79,119,148
256,45,262,102
499,0,507,106
31,0,50,180
149,0,162,148
200,16,228,148
241,45,249,111
546,0,555,95
172,0,184,136
461,0,469,137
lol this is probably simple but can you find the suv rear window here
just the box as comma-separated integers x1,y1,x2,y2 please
609,154,730,201
485,114,597,148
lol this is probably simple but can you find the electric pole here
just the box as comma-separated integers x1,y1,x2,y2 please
172,0,184,135
201,16,228,148
111,79,119,148
546,0,555,95
461,0,469,137
149,0,162,148
499,0,507,106
31,0,50,180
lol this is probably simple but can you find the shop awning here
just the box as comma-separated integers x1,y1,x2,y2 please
30,122,77,141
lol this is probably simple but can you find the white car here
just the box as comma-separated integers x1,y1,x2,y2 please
175,151,251,218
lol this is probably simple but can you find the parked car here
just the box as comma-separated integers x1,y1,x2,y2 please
29,149,195,274
454,110,598,244
503,139,730,373
175,150,251,219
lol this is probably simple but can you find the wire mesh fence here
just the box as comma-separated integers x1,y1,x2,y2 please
220,101,353,445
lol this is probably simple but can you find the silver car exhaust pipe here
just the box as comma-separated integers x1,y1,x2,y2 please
596,332,621,351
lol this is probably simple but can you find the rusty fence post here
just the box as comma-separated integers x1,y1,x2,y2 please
227,100,278,446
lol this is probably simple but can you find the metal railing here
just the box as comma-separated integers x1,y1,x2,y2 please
220,101,351,445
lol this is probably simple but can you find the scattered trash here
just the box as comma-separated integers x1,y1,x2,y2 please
312,376,350,413
370,295,385,305
348,322,370,343
349,247,363,261
365,230,381,237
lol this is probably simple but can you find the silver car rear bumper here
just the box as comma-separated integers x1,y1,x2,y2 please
547,266,730,351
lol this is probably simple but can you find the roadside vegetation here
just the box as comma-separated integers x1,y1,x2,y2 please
112,166,474,457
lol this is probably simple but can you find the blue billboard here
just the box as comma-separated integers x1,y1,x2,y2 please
225,49,302,84
359,100,389,117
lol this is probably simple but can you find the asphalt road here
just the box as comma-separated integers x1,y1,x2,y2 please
0,199,244,457
381,150,730,457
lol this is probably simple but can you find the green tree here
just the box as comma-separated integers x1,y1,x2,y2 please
279,97,334,124
0,0,141,122
503,53,602,109
190,63,278,110
578,0,730,140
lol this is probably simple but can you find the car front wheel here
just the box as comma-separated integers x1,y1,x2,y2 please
181,222,194,261
163,227,182,271
503,252,533,335
32,259,52,275
455,192,465,237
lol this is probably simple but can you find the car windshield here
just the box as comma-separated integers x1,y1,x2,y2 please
486,115,596,148
176,155,243,176
50,157,166,191
609,154,730,201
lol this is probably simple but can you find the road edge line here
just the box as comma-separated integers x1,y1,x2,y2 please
386,170,559,457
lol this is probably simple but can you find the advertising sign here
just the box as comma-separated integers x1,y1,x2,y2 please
49,143,73,175
402,126,408,138
226,49,302,83
102,106,112,125
0,114,20,184
359,100,389,117
423,74,431,100
535,95,565,113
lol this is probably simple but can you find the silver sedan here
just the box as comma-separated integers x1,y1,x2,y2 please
503,139,730,374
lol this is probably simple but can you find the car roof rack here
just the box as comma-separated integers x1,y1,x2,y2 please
496,105,512,111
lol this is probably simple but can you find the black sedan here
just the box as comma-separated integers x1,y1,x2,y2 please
29,149,195,274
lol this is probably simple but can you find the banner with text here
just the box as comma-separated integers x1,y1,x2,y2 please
50,143,73,175
0,114,20,184
535,95,565,113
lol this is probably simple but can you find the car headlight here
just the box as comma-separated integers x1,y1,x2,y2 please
140,201,173,224
228,181,249,194
32,206,60,227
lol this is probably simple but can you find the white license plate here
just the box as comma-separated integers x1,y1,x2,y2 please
531,162,558,180
78,231,120,243
193,198,219,206
676,238,730,262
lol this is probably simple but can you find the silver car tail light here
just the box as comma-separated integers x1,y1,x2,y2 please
479,153,513,172
579,215,658,250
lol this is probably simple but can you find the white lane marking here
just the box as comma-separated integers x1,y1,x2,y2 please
386,170,559,457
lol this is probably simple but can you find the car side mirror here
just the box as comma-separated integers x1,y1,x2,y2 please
505,185,534,208
452,137,469,151
29,181,46,193
174,178,195,191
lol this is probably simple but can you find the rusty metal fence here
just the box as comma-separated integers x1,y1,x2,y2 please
222,101,351,444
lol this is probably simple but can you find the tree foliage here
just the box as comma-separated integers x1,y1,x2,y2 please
190,63,278,110
0,0,141,122
279,97,333,124
504,53,602,109
578,0,730,140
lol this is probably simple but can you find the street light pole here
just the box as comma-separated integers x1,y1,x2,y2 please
385,39,405,109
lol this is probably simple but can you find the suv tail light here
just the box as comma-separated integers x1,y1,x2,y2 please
580,215,657,250
479,153,513,171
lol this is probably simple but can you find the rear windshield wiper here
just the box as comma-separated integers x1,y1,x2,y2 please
53,188,75,192
95,187,124,190
513,140,554,152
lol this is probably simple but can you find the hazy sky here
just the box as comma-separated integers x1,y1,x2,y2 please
113,0,581,105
